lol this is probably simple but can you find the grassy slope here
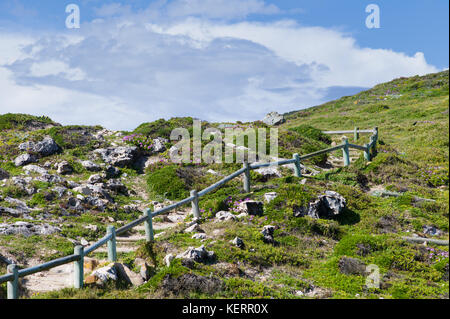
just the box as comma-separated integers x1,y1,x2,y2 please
1,72,449,299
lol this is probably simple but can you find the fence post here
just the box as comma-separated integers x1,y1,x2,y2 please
7,264,18,299
369,135,375,157
74,245,84,289
243,160,251,192
354,127,359,141
342,137,350,166
373,127,378,153
107,225,117,262
293,153,302,178
143,208,154,242
190,190,200,219
364,143,371,161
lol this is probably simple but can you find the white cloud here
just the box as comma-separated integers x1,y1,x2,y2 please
0,1,441,131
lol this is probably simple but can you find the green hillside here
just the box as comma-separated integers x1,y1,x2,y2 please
0,71,448,300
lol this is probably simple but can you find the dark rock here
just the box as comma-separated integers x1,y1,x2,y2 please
56,161,73,175
261,225,276,244
161,273,222,296
105,165,120,178
231,237,245,249
88,174,103,184
105,179,128,194
0,168,10,181
239,201,264,216
423,225,442,236
294,191,346,219
338,257,367,275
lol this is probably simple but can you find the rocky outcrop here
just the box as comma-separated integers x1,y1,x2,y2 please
56,161,73,175
215,211,236,222
14,153,37,167
93,146,139,167
0,222,60,237
176,245,216,264
81,160,101,172
262,112,285,126
261,225,276,244
238,201,264,216
19,137,60,157
293,191,346,219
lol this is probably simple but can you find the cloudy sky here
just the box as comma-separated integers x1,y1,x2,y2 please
0,0,448,130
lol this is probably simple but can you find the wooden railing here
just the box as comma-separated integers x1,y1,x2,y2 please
0,127,380,299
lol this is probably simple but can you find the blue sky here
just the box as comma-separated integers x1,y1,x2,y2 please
0,0,448,130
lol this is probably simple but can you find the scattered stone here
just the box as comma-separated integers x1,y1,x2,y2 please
88,174,103,184
261,225,276,244
293,191,346,219
423,225,442,236
114,262,144,286
14,153,37,167
134,258,152,281
215,211,236,222
56,161,73,175
90,264,118,285
0,168,10,181
176,245,216,264
80,238,89,246
184,223,204,233
67,197,83,211
206,169,220,175
105,179,128,193
192,233,207,240
238,201,264,216
35,174,65,184
66,180,80,189
264,192,278,203
105,165,120,178
230,237,245,249
52,186,67,198
254,166,282,180
262,111,285,126
152,137,168,153
0,206,26,217
338,257,367,275
164,254,174,267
